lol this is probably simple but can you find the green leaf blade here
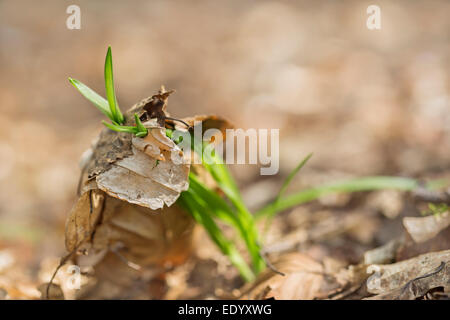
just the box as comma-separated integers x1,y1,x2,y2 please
263,153,313,235
177,191,255,282
104,47,124,124
193,139,265,273
255,176,420,219
134,113,148,137
68,77,113,120
275,153,313,204
102,121,138,134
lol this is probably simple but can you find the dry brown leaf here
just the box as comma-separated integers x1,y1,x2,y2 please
366,264,449,299
94,121,189,210
396,227,450,261
65,189,105,252
66,93,191,254
366,249,450,297
85,91,174,180
239,253,363,300
240,253,324,300
176,114,233,137
403,211,450,243
52,91,233,299
366,254,450,299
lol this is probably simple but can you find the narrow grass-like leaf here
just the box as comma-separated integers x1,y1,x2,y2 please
275,153,313,206
69,78,113,120
200,141,242,204
104,47,124,124
263,153,313,234
188,173,264,273
135,131,147,138
134,113,148,137
255,176,421,219
188,173,241,228
178,190,255,282
102,121,138,134
194,140,265,273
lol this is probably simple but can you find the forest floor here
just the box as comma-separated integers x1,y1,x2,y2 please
0,0,449,300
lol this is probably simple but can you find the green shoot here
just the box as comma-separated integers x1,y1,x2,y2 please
187,173,242,228
169,134,265,279
71,46,450,283
69,77,113,120
134,113,148,137
70,46,263,281
70,47,143,135
101,113,147,137
177,189,255,282
199,140,265,273
255,176,429,219
263,153,312,234
104,46,124,125
421,203,448,217
165,128,183,144
274,153,313,204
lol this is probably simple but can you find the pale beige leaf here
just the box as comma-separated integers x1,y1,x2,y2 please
366,249,450,295
364,239,402,265
116,146,189,193
366,258,449,300
132,136,164,161
403,212,450,243
96,166,180,210
132,126,180,160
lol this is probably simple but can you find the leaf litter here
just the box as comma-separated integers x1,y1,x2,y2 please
3,63,450,300
15,153,450,300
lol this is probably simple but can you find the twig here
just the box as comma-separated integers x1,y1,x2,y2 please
259,249,285,276
45,246,80,299
165,116,191,129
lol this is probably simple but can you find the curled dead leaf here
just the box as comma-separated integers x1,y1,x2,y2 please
56,90,233,299
366,249,450,299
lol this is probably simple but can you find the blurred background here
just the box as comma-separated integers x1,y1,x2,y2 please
0,0,449,297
